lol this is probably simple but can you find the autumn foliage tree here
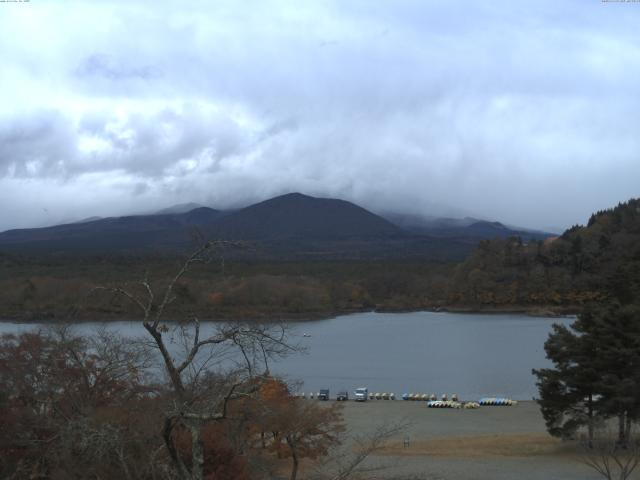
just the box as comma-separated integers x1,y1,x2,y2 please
243,378,344,480
1,242,389,480
449,198,640,311
0,328,161,479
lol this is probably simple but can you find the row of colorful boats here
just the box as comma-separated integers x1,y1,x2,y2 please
426,401,480,409
295,391,517,407
478,397,518,406
402,393,459,401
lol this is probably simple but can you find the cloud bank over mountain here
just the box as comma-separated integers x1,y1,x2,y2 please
1,0,639,231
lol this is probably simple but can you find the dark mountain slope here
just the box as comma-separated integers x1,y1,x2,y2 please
459,220,550,241
198,193,466,260
0,193,472,260
206,193,403,240
382,212,553,241
0,207,223,254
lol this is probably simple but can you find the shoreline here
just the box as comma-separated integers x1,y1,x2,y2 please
0,304,579,324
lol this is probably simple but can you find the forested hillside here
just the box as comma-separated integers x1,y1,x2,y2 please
0,199,637,321
447,199,640,310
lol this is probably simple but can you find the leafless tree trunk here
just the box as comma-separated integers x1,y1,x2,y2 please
287,435,300,480
618,413,626,447
587,393,595,448
95,241,298,480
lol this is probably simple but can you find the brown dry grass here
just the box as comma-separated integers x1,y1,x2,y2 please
380,433,578,459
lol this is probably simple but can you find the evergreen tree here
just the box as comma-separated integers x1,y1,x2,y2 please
533,302,640,446
583,303,640,445
533,321,602,444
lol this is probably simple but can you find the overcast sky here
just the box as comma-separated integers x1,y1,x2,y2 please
1,0,639,232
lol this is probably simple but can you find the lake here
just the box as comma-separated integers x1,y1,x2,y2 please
0,311,573,400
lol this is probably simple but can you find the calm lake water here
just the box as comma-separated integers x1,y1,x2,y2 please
0,311,573,400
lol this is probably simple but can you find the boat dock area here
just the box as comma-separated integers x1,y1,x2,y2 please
295,390,517,408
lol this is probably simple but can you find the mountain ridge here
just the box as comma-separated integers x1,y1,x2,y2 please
0,193,554,259
204,193,404,240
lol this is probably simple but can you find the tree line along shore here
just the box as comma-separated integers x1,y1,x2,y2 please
1,198,638,322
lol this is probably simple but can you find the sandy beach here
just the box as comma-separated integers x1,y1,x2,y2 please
336,400,628,480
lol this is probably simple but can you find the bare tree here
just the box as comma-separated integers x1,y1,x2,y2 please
94,241,298,480
307,421,436,480
581,430,640,480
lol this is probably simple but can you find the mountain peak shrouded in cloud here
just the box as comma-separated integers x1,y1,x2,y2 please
205,192,403,240
0,193,403,256
154,203,204,215
0,192,552,259
0,1,639,233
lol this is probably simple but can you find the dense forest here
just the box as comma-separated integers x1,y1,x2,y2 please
0,199,638,321
449,198,640,310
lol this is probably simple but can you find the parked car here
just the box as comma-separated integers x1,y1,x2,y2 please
354,387,368,402
336,391,349,401
318,389,330,400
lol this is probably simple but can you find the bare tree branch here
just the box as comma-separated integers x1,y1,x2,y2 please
581,431,640,480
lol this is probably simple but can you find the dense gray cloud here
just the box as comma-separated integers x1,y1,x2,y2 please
0,0,639,232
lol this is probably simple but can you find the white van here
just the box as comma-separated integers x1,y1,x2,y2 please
354,387,368,402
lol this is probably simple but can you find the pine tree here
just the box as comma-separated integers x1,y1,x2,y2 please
583,303,640,445
533,302,640,446
533,320,602,444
